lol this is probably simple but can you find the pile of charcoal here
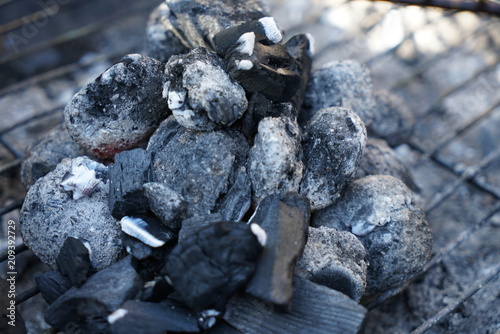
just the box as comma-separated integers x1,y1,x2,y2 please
18,0,433,333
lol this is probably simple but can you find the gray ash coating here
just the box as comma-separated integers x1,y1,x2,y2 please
312,175,432,294
21,124,87,190
356,137,419,192
64,54,169,160
296,226,367,302
300,107,367,211
148,117,249,218
301,60,375,127
152,0,269,51
368,89,415,146
163,47,248,131
143,182,187,230
19,157,122,271
248,116,303,204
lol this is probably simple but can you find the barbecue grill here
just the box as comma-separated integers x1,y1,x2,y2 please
1,0,499,333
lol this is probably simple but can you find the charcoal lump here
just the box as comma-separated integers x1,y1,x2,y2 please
19,156,122,270
312,175,432,294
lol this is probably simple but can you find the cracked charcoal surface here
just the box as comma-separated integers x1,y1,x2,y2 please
214,166,252,222
145,2,190,63
225,276,367,334
368,90,415,146
301,60,375,127
35,271,73,306
143,182,187,230
163,47,248,131
21,124,87,190
163,221,263,312
19,156,122,270
312,175,433,294
246,193,310,306
45,256,143,333
356,138,419,192
300,107,367,211
108,148,153,219
248,116,303,204
157,0,268,51
109,299,199,334
56,237,94,286
296,226,367,302
64,54,169,160
150,121,248,218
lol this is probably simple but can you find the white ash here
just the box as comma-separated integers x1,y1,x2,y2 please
236,59,254,70
248,116,303,204
236,32,256,56
60,164,101,200
120,216,166,248
258,17,282,44
250,223,267,247
108,309,129,325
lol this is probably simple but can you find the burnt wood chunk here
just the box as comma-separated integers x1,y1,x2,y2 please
35,271,73,305
108,148,153,219
245,193,310,307
224,276,367,334
143,182,187,230
162,222,263,312
56,237,94,286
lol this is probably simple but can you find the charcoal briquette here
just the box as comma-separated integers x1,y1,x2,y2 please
301,60,375,127
45,256,143,333
296,226,367,302
19,157,122,270
162,221,263,312
21,124,87,190
368,89,415,146
300,107,367,211
224,276,367,334
356,137,420,192
64,54,169,160
245,193,310,307
108,148,153,219
163,47,248,131
56,236,94,286
108,299,199,334
248,116,303,204
34,270,73,305
312,175,433,294
143,182,187,230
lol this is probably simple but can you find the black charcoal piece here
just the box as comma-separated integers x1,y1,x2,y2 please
64,54,169,160
19,157,122,270
178,213,224,243
245,193,310,307
163,47,248,131
155,0,268,51
312,175,433,294
108,299,199,334
301,60,375,127
122,233,153,260
140,277,173,302
300,107,367,211
205,320,242,334
146,115,184,153
45,256,143,333
213,16,282,57
356,137,419,192
145,2,190,62
215,167,251,222
21,124,87,190
120,215,176,248
368,89,415,146
225,33,312,105
150,125,246,218
162,221,263,312
35,271,73,305
248,116,303,204
224,276,367,334
56,237,94,286
143,182,186,230
108,148,153,219
296,226,367,302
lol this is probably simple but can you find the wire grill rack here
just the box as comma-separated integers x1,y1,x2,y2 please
1,0,499,333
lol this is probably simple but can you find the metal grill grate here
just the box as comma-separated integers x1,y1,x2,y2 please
1,1,499,333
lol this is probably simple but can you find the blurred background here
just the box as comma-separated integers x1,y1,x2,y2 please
0,0,499,333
